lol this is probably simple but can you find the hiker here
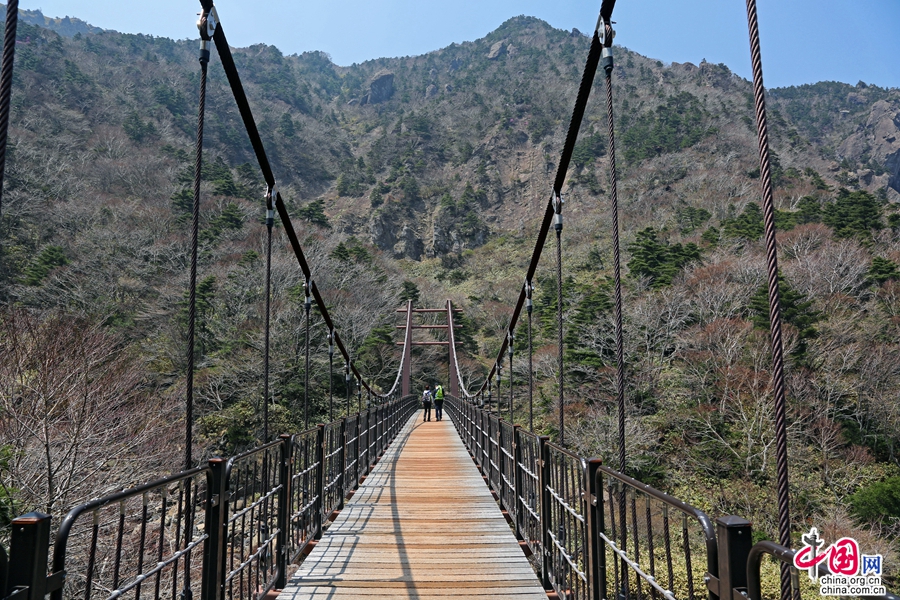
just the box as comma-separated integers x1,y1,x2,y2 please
422,385,433,422
433,382,444,421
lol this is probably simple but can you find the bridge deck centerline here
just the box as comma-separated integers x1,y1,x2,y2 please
279,410,548,600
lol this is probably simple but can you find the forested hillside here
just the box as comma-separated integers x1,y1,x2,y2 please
1,13,900,570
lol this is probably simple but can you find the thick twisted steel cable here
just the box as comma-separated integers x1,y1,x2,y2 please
743,2,793,598
0,0,18,220
263,204,273,442
508,336,514,422
345,363,351,416
467,21,604,399
196,1,401,399
304,298,310,429
600,19,630,597
602,23,627,479
185,41,209,471
555,226,565,445
527,290,534,431
329,333,334,421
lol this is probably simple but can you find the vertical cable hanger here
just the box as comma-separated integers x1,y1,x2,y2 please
328,329,334,421
599,10,626,479
554,192,565,445
0,0,19,223
597,9,630,597
742,1,794,598
263,184,275,443
345,361,351,416
304,278,312,429
186,6,216,471
525,280,534,431
507,331,514,423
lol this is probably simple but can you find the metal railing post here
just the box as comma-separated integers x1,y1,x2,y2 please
202,458,227,600
0,541,7,598
315,424,326,539
585,458,604,600
538,435,552,589
513,425,523,540
363,409,370,473
352,416,361,489
498,420,505,508
338,418,346,512
6,512,51,600
715,515,751,600
275,435,292,589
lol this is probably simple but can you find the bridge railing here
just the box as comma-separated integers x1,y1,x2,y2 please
446,396,716,600
446,396,900,600
0,395,417,600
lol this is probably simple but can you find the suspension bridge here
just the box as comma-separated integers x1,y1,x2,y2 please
0,0,896,600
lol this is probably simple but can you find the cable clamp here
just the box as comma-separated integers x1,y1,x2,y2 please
265,184,277,226
328,329,334,357
598,18,615,45
525,279,534,311
602,46,614,75
304,278,313,308
197,6,218,42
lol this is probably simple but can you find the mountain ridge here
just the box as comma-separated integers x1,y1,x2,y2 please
3,12,900,564
0,3,106,37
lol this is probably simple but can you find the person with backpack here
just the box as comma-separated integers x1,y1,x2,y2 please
433,383,444,421
422,385,433,422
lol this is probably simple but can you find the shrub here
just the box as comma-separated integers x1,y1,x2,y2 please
850,477,900,524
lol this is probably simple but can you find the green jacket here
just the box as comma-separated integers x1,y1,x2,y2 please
434,385,444,400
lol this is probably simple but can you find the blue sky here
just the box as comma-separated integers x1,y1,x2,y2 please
21,0,899,89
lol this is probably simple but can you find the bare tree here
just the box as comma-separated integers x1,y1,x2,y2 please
0,309,177,520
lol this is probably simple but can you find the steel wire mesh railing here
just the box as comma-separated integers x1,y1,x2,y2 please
223,442,282,600
22,396,418,600
286,427,320,565
445,395,720,600
50,468,210,600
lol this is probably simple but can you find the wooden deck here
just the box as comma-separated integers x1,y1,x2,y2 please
279,410,548,600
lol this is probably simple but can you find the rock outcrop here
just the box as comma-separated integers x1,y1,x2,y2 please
393,225,423,260
361,71,395,105
430,206,488,256
369,211,423,259
487,41,506,60
838,100,900,193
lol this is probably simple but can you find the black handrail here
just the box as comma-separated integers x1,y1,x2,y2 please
52,466,211,600
38,397,417,600
747,541,899,600
445,395,719,600
598,465,718,581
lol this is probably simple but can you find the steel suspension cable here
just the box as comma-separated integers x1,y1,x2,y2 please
468,12,606,401
555,207,565,445
196,0,400,400
743,2,793,598
328,330,334,421
345,362,351,416
263,189,274,442
185,14,213,471
180,15,214,600
526,281,534,431
0,0,18,221
599,17,630,597
508,332,514,422
600,19,627,479
304,279,311,429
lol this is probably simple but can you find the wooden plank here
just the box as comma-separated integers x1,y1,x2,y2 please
279,411,547,600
